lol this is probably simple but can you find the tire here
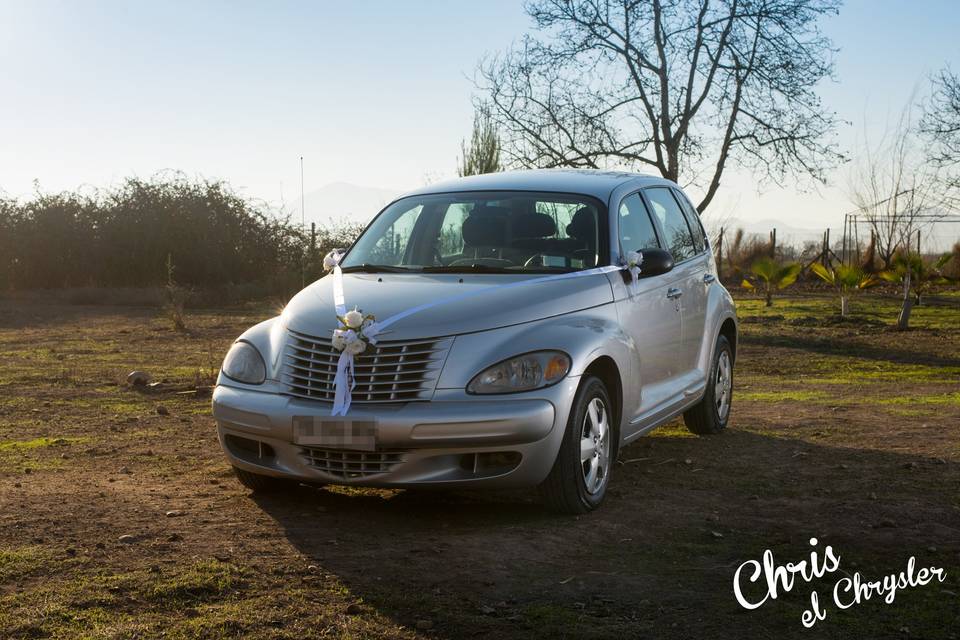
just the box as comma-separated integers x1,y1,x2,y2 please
683,334,734,435
539,376,617,514
232,466,298,493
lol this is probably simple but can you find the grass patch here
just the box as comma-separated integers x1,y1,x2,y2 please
0,436,86,452
147,560,241,604
0,436,88,472
0,546,50,583
736,390,831,402
873,391,960,406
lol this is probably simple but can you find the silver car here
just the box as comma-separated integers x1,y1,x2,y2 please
213,170,737,513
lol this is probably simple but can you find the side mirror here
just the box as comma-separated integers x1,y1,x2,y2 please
636,248,674,278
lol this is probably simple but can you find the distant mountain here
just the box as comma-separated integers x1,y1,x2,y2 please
293,181,404,227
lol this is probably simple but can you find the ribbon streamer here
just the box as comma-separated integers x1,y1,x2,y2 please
323,249,638,416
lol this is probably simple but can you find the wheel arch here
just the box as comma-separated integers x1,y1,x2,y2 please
718,317,737,363
581,356,623,449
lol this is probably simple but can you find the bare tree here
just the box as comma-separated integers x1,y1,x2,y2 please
847,104,943,269
458,106,502,177
476,0,844,212
920,67,960,203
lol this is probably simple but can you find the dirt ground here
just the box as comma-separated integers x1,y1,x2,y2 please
1,291,958,639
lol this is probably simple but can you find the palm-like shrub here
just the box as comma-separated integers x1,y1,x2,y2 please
742,257,801,307
880,252,951,329
810,263,880,317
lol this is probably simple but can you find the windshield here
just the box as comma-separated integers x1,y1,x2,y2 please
341,191,606,273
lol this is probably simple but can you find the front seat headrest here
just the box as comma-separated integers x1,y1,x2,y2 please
511,212,557,239
462,206,509,246
566,207,596,240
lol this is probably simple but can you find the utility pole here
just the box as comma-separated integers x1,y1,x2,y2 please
300,156,305,289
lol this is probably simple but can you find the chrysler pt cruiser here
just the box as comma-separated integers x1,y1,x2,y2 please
213,170,737,513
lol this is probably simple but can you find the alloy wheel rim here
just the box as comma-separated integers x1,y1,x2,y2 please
715,350,732,421
580,397,610,495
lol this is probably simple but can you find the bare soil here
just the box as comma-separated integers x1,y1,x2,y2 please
1,293,958,639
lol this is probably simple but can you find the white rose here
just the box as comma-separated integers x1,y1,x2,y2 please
331,329,348,351
343,309,364,330
345,338,366,355
626,251,643,268
323,249,345,271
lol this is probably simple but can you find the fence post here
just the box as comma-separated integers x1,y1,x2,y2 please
716,226,724,280
841,214,848,266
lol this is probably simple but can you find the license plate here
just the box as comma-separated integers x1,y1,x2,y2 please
292,416,378,451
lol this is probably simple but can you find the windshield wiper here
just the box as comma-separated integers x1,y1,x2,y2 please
421,264,514,273
340,264,415,274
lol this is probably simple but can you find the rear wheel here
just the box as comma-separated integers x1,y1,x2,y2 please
539,376,616,514
683,334,733,435
232,466,298,493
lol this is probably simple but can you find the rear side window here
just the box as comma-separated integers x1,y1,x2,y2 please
673,189,706,254
618,193,660,252
644,188,696,262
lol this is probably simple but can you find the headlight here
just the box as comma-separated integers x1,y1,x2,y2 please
221,341,266,385
467,351,571,394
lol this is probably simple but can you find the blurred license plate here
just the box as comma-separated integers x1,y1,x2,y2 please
292,417,378,451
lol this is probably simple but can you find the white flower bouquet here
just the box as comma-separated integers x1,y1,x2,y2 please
332,307,377,355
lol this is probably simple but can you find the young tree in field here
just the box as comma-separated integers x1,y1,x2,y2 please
458,106,502,177
477,0,844,212
920,67,960,204
810,263,879,317
742,257,801,307
847,104,944,270
880,252,951,329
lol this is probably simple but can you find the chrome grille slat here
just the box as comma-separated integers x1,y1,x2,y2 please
284,354,441,372
300,447,405,478
282,331,451,403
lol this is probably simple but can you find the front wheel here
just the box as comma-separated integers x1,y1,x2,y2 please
539,376,616,514
683,334,734,435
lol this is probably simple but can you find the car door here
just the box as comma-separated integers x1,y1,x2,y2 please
640,187,704,387
672,187,712,371
611,192,683,425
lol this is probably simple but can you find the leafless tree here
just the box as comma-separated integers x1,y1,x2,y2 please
920,67,960,204
476,0,845,212
847,104,943,269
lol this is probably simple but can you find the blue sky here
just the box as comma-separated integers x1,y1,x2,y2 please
2,0,958,238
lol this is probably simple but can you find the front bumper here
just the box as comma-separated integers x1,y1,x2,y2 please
212,381,579,488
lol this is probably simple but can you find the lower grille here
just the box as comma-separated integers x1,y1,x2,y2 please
301,447,405,479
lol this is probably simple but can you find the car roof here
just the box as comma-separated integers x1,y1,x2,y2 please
400,169,677,202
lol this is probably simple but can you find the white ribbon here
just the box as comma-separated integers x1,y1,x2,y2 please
625,251,643,291
322,249,638,415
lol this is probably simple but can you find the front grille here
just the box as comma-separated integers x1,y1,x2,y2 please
301,447,405,479
282,330,452,403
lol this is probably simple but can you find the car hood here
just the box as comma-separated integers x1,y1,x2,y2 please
282,272,615,341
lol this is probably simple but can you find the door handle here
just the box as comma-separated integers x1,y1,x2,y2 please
666,287,683,299
703,273,716,285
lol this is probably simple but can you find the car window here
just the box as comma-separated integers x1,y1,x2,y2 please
343,191,605,273
364,204,423,264
617,193,660,252
673,189,706,254
438,203,473,258
644,188,696,262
